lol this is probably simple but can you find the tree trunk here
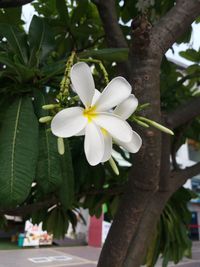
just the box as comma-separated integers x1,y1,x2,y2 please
96,1,200,266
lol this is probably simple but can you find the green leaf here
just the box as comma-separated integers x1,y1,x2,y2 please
0,7,23,25
36,128,63,194
0,97,38,208
79,48,129,62
32,0,57,17
46,207,68,238
179,49,200,63
28,15,55,66
40,59,65,83
34,91,63,193
0,52,36,82
0,24,28,64
59,139,74,210
56,0,69,25
33,90,48,118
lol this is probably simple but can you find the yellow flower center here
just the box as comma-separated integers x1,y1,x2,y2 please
83,106,97,123
101,128,108,136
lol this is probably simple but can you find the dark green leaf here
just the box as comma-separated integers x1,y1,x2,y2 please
28,16,55,66
179,49,200,63
59,140,74,210
0,24,28,64
0,97,38,208
36,128,63,194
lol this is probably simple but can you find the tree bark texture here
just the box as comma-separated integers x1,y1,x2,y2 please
96,1,200,267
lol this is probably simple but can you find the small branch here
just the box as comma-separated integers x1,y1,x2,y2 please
152,0,200,54
77,186,124,198
92,0,127,48
171,161,200,189
0,187,124,217
175,72,200,87
171,122,192,170
166,96,200,129
93,0,131,78
0,0,34,8
0,197,57,217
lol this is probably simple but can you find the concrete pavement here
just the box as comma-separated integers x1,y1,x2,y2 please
0,242,199,267
0,246,100,267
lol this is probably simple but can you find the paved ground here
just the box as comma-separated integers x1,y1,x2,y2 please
0,242,199,267
0,246,100,267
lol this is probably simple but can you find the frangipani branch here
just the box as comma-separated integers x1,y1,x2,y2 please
170,161,200,190
166,96,200,129
152,0,200,54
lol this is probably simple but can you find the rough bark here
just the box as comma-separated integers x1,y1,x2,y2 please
171,161,200,188
123,191,171,267
96,1,200,267
122,122,171,267
98,14,162,267
152,0,200,54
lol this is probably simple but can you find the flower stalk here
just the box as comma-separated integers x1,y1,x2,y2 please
57,51,76,103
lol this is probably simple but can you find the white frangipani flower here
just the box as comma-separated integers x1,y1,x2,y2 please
88,92,142,162
51,62,142,166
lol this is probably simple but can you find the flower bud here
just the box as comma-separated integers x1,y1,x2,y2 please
147,121,174,135
138,116,174,135
42,104,59,110
132,117,149,128
39,116,52,123
109,157,119,176
57,137,65,155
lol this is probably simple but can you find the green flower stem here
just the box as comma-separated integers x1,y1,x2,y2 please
138,116,174,135
80,58,109,85
136,103,150,112
131,116,149,128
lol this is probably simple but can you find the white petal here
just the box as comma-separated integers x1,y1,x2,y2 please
94,113,132,142
84,123,104,166
115,131,142,153
70,62,95,107
114,94,138,120
51,107,87,138
101,132,112,162
75,128,85,136
91,89,101,106
95,77,131,111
